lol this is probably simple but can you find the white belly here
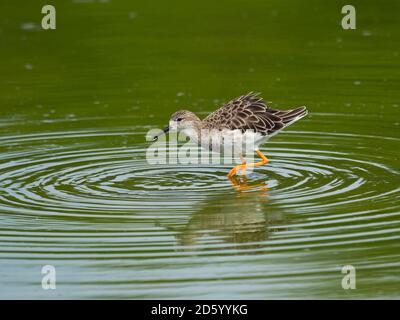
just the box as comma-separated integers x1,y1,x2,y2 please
184,128,268,156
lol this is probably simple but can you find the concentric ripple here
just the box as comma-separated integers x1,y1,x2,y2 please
0,115,399,298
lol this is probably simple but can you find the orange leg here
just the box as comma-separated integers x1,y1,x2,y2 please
227,150,269,177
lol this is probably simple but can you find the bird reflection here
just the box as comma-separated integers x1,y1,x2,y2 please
173,177,286,252
228,175,269,193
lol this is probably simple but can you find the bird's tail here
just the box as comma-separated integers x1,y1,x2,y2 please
269,106,308,126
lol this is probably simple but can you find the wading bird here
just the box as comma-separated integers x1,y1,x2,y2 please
152,92,307,177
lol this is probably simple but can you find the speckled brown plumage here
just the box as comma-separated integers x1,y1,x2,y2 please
202,92,307,135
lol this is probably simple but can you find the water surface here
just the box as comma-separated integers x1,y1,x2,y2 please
0,0,399,299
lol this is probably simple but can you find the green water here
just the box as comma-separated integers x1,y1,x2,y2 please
0,0,399,299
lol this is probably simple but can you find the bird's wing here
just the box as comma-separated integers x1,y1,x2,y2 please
202,92,307,135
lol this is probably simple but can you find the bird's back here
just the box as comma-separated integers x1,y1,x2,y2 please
202,92,307,136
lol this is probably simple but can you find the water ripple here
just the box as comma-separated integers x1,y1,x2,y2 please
0,117,399,298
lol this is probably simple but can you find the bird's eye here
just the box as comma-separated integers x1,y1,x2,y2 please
176,118,183,122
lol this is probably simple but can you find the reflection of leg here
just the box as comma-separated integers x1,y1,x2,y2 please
228,175,269,192
227,150,269,177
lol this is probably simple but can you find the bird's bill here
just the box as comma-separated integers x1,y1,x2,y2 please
152,125,170,141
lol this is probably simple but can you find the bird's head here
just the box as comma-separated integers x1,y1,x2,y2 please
152,110,200,141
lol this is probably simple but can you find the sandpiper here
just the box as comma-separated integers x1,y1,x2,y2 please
152,92,308,177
